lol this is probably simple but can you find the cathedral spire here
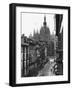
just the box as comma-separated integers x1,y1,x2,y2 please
43,15,47,26
33,29,35,36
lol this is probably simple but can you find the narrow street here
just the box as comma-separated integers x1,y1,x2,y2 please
37,59,56,76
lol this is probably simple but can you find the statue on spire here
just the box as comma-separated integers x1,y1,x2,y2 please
43,15,47,26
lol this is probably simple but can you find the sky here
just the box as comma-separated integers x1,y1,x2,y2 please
21,13,55,37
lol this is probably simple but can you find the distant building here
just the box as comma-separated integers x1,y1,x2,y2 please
33,16,50,43
39,16,50,42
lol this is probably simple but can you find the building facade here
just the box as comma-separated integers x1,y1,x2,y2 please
54,14,63,75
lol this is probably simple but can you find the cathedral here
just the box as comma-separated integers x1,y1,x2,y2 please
30,16,51,43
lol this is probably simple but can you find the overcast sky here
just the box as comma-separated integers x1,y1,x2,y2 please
21,13,55,37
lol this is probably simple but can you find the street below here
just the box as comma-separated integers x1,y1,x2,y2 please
37,59,56,76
